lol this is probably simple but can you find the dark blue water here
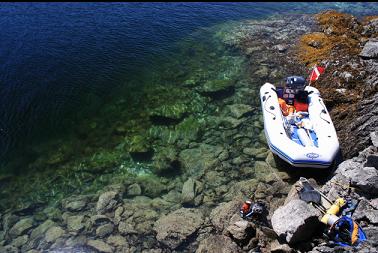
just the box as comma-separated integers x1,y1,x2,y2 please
0,2,377,166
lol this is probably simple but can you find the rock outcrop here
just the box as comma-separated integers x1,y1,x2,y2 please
271,199,321,244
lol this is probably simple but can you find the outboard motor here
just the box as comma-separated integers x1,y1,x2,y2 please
283,76,306,105
286,76,306,89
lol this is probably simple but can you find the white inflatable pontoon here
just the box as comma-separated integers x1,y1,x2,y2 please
260,82,339,168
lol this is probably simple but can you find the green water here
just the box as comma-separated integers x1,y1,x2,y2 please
0,20,257,211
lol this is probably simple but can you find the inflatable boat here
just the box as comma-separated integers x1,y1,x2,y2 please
260,77,339,168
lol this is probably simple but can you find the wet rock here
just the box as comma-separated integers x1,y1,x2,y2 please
179,144,223,176
2,213,19,233
45,226,65,243
63,200,87,212
181,178,196,205
154,208,204,249
64,235,87,247
107,235,128,247
118,221,137,235
138,177,167,198
271,199,321,244
196,235,242,253
11,235,29,248
150,103,188,124
66,215,85,232
29,219,55,242
210,200,241,232
113,207,124,225
43,206,62,222
151,146,180,176
96,223,114,238
360,39,378,59
87,239,113,253
8,217,34,238
128,135,153,161
96,191,119,214
0,245,18,253
127,183,142,197
226,104,253,119
91,214,112,226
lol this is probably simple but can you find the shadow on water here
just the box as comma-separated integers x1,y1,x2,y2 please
274,148,344,185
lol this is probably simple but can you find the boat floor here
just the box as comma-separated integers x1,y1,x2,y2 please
289,117,319,147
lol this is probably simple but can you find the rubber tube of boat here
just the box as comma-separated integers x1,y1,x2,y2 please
297,128,314,147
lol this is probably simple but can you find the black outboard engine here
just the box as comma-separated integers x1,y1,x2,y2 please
283,76,306,105
286,76,306,89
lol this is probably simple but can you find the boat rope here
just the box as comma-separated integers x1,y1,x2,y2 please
264,95,276,120
319,99,331,124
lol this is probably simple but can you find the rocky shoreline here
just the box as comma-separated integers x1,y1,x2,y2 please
1,11,377,253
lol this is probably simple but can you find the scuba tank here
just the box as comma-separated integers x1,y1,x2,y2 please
321,198,367,246
320,198,346,226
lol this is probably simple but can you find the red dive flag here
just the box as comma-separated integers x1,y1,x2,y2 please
309,65,325,82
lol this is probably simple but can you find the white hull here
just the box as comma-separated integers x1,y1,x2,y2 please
260,83,340,168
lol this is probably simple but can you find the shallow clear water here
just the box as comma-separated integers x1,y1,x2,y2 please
0,2,378,210
0,2,377,164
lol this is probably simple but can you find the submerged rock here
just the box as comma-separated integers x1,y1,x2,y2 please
179,144,223,176
181,178,203,206
127,183,142,197
200,79,235,99
150,103,189,124
96,191,119,214
271,199,320,244
87,239,113,253
8,218,34,238
226,104,253,119
154,208,204,249
45,226,65,243
66,215,85,232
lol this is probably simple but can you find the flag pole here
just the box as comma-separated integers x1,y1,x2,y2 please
308,64,316,87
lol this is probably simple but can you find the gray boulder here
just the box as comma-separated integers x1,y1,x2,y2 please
353,198,378,224
271,199,320,244
226,220,254,241
196,235,241,253
360,39,378,59
337,160,378,195
96,191,119,214
154,208,204,249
